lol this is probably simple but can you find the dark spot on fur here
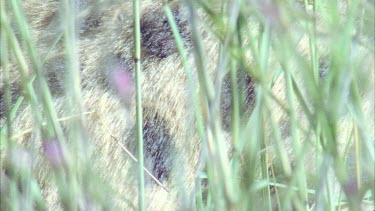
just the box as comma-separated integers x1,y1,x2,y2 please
221,69,256,130
319,58,330,80
44,60,65,96
77,0,105,35
279,119,290,139
81,14,103,35
142,110,174,183
140,8,191,59
0,84,22,119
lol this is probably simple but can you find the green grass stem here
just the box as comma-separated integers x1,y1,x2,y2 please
133,0,145,210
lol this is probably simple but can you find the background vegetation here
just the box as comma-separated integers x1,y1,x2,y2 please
1,0,374,210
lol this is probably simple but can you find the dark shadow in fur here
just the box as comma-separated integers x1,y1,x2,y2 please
221,68,256,130
142,111,174,183
140,7,191,59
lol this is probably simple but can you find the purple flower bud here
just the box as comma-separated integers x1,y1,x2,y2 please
343,179,358,198
111,66,134,104
43,139,65,168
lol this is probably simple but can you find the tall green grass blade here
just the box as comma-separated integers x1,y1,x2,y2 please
133,0,145,209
